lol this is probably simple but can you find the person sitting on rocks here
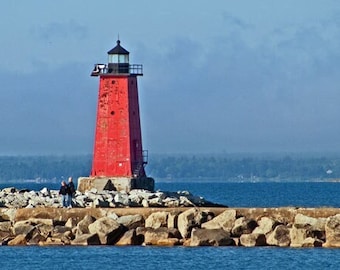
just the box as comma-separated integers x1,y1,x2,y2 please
67,177,75,208
59,181,69,208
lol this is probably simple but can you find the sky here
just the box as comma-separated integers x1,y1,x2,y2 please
1,0,340,155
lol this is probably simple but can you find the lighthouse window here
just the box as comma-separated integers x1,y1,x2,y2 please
119,54,128,63
111,111,115,115
111,80,116,84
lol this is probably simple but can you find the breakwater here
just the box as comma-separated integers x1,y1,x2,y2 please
1,206,340,247
1,187,340,247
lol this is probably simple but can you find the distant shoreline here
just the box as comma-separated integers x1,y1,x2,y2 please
1,177,340,184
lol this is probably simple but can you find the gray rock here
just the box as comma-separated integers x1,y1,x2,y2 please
116,229,141,246
163,198,180,207
324,214,340,247
253,217,276,235
88,217,125,245
29,232,47,245
144,227,180,245
202,209,237,232
92,198,110,208
71,233,101,245
145,212,168,229
290,226,310,247
267,225,291,247
13,221,35,236
114,193,130,205
40,188,51,197
179,196,195,207
0,185,217,209
117,214,144,229
177,208,204,239
240,233,266,247
128,194,143,205
76,215,96,237
190,228,234,246
148,197,163,207
231,217,258,237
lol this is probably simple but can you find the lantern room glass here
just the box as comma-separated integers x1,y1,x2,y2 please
108,54,129,64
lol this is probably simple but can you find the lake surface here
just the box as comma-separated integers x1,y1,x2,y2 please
2,181,339,207
1,245,339,270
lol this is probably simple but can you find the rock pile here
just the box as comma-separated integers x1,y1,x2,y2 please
0,187,220,208
1,207,340,247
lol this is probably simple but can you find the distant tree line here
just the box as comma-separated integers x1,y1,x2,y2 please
0,154,340,182
147,154,340,181
0,155,92,182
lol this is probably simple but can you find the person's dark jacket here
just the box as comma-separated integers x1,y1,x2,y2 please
68,182,75,195
59,185,69,195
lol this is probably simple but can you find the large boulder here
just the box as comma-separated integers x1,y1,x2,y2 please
145,212,168,229
240,233,266,247
115,229,142,246
293,214,327,242
290,226,309,247
117,214,144,229
294,214,327,232
8,234,27,246
177,208,205,239
88,217,125,245
201,209,236,232
12,221,35,237
156,238,181,246
76,215,96,237
29,232,47,245
252,217,277,235
190,228,234,246
294,214,318,229
71,233,101,245
231,217,257,237
267,225,291,247
324,214,340,247
144,227,181,245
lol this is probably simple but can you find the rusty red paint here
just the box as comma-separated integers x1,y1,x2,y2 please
91,75,145,178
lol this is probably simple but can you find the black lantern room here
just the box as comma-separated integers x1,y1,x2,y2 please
107,40,130,74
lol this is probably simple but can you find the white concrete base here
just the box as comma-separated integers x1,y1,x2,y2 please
77,176,154,193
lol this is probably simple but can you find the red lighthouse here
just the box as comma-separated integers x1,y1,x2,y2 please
78,40,154,192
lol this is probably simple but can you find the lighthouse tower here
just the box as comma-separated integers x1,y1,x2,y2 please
78,40,154,192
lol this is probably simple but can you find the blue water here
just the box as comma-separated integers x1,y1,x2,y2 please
157,181,340,208
1,181,340,269
4,181,340,207
0,246,339,270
